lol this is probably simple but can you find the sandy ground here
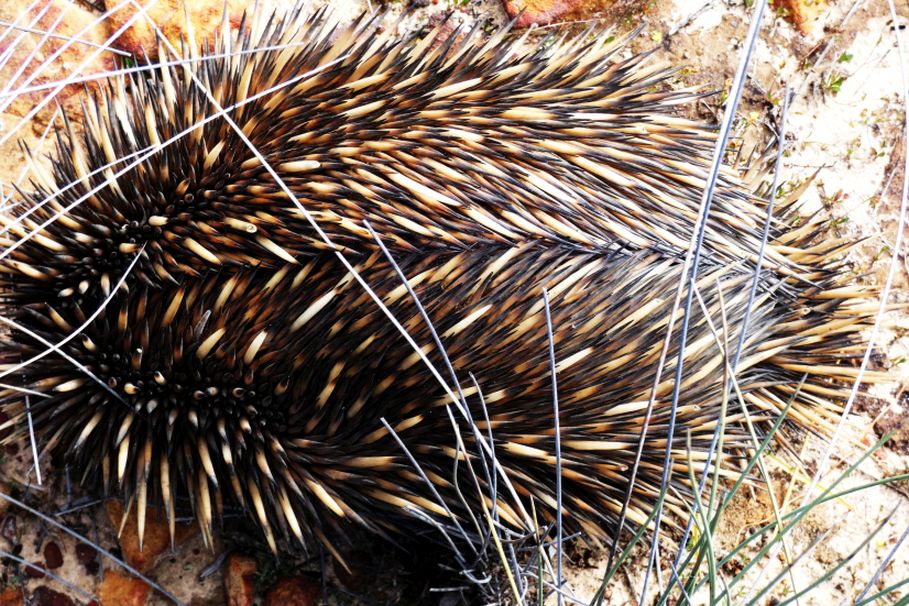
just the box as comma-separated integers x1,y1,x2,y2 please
0,0,907,604
559,1,909,604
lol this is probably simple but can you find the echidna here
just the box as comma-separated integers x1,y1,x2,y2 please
0,4,876,568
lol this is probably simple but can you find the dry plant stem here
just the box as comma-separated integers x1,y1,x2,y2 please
639,0,767,599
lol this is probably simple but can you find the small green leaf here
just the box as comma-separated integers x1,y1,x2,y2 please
826,74,847,95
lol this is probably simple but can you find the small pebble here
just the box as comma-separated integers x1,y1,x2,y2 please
0,586,22,606
224,554,257,606
75,543,97,563
31,587,74,606
25,562,46,579
1,517,17,544
43,542,63,570
98,570,151,606
265,575,319,606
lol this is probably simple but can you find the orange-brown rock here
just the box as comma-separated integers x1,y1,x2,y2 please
502,0,611,27
105,500,197,573
97,571,151,606
264,575,319,606
104,0,253,59
772,0,827,34
0,586,22,606
0,0,115,125
224,554,258,606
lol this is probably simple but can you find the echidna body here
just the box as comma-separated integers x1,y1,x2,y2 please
2,245,869,550
0,7,876,562
3,9,786,305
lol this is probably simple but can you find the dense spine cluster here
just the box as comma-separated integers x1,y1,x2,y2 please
0,6,876,560
1,10,786,304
